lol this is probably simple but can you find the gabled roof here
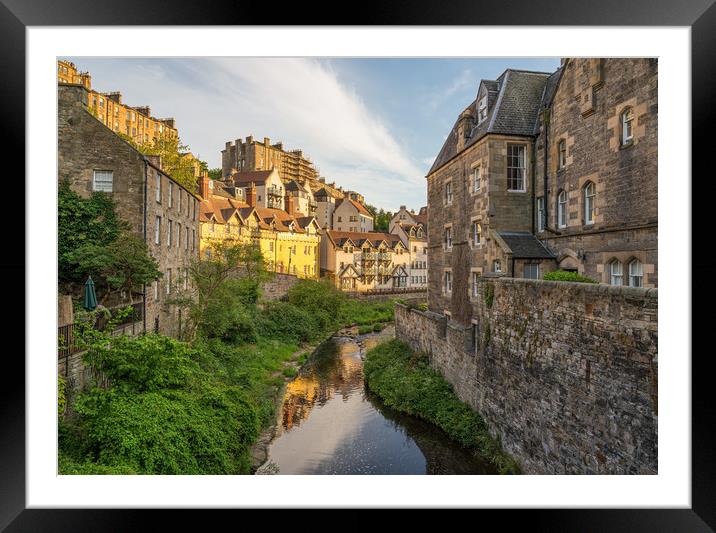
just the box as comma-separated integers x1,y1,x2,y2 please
498,231,556,259
336,198,372,217
326,230,404,249
428,69,556,175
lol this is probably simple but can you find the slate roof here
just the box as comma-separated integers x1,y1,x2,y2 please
428,69,556,175
533,67,564,135
498,232,555,259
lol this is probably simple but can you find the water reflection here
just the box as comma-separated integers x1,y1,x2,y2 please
263,330,496,475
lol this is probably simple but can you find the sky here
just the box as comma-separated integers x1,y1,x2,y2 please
64,57,560,211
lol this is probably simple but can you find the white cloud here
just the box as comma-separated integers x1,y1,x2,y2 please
426,68,474,111
70,57,426,210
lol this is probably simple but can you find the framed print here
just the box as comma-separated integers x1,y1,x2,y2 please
2,0,713,528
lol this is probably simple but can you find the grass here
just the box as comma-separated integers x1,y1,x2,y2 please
363,339,521,475
340,297,395,326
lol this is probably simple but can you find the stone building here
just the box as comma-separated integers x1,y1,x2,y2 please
226,168,286,210
534,58,658,287
389,206,429,290
321,231,409,291
58,60,178,146
221,136,319,185
426,59,658,321
58,84,199,339
197,176,321,279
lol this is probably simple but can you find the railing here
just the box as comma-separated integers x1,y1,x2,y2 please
360,252,377,261
378,253,392,261
58,323,80,358
94,301,144,331
266,187,283,197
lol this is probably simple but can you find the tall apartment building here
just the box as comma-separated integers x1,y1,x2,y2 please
58,84,199,339
57,60,178,146
222,136,319,185
426,58,657,324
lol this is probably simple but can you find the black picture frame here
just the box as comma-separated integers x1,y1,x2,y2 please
3,0,711,528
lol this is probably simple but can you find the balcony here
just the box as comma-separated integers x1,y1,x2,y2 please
266,186,283,198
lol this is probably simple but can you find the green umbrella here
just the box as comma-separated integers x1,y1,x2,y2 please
83,276,97,311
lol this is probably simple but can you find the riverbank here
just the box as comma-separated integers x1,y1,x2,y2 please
363,339,521,474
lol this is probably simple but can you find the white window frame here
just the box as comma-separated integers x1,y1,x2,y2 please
166,269,171,295
507,144,526,192
472,166,481,192
154,216,161,245
444,271,452,294
177,222,181,249
558,190,567,228
92,170,113,192
622,108,634,145
477,96,488,123
471,221,481,247
524,263,540,280
537,197,545,232
444,226,453,250
471,271,479,297
167,219,173,247
610,260,623,286
558,139,567,169
628,259,643,287
445,180,453,205
493,259,502,273
584,182,596,225
168,182,173,208
155,174,161,203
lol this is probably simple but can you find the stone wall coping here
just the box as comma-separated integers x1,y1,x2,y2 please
487,277,657,300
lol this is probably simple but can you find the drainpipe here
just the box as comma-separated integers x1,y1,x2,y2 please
531,140,536,235
142,159,148,334
542,109,549,234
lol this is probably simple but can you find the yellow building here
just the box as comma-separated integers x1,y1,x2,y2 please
57,60,178,145
197,176,321,279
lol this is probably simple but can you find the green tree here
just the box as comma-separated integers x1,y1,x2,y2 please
118,132,203,191
208,168,223,181
366,204,392,232
58,180,126,284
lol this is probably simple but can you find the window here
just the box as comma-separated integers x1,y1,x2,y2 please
177,223,181,248
166,269,171,294
154,216,161,245
168,182,173,208
471,221,481,246
558,139,567,169
524,263,540,279
477,96,488,123
178,190,182,212
92,170,113,192
558,190,567,228
507,144,526,191
584,182,596,224
337,216,342,222
609,260,623,286
444,271,452,293
167,219,173,247
472,166,481,192
155,174,161,203
185,227,189,250
269,242,274,252
472,272,479,297
445,181,453,205
153,280,159,300
493,260,502,273
537,197,545,232
621,107,634,145
184,268,189,290
444,226,452,250
192,229,196,251
628,259,643,287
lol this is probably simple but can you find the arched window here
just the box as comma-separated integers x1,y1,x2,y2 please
584,182,596,225
629,259,643,287
557,190,567,228
558,139,567,169
609,260,623,286
621,107,634,145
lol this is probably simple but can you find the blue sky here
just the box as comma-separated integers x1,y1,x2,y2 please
64,57,560,211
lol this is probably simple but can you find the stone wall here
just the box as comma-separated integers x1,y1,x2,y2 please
395,277,657,474
261,273,301,301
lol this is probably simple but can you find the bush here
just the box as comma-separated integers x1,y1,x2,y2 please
543,270,598,283
373,323,384,332
282,366,298,378
364,340,521,474
258,301,323,343
358,325,373,335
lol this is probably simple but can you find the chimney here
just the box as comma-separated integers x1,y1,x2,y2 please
285,193,295,216
146,154,162,169
264,137,270,147
400,205,406,211
247,182,257,207
200,174,211,199
247,135,253,144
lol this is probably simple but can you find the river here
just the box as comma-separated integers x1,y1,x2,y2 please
256,326,496,475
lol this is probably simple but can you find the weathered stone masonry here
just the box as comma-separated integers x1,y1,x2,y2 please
395,277,657,474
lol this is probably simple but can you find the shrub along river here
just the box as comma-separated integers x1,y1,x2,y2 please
256,326,496,475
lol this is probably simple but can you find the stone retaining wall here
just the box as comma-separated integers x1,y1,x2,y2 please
395,278,657,474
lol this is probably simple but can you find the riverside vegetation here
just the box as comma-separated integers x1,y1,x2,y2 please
364,340,521,474
59,274,395,475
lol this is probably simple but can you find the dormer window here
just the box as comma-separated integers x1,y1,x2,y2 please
477,96,488,123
